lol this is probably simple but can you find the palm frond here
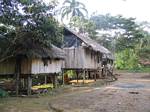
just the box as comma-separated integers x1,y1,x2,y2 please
76,2,86,8
61,8,72,22
80,7,88,16
63,0,72,5
76,8,84,17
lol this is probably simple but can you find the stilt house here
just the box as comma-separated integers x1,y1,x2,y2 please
0,39,65,95
62,28,113,80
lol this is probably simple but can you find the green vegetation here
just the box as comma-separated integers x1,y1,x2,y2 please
90,14,150,71
115,49,140,70
69,16,97,39
0,0,63,60
0,0,149,72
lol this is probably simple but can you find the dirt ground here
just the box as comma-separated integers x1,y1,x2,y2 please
0,72,150,112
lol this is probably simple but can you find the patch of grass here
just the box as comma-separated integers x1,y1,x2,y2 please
116,66,150,73
127,67,150,73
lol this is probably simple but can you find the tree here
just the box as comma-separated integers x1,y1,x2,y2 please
90,14,150,70
69,16,97,39
60,0,88,22
90,14,144,52
0,0,63,59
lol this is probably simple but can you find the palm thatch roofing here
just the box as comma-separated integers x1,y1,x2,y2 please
64,27,114,60
0,38,65,62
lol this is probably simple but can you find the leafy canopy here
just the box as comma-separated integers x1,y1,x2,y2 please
0,0,63,59
91,14,145,51
69,16,97,39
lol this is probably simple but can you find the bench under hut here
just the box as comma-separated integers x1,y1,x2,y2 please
0,38,65,95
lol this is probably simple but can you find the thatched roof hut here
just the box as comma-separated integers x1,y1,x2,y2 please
0,38,65,75
0,37,65,95
0,38,65,61
63,28,111,54
63,27,113,70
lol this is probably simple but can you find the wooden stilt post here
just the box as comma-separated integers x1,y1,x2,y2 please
15,57,21,96
76,71,79,84
27,75,32,95
83,70,85,84
62,69,64,85
44,75,47,84
16,72,19,96
22,78,25,89
94,71,96,81
86,70,88,80
88,71,90,79
55,74,58,88
52,74,56,88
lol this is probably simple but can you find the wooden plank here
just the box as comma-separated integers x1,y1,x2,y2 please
63,47,85,69
83,70,86,84
21,59,32,74
0,58,16,75
31,59,62,74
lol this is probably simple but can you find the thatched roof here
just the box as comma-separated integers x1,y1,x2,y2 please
64,27,114,59
0,38,65,62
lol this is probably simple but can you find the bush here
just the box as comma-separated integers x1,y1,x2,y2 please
115,49,141,70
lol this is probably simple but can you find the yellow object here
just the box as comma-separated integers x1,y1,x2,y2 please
69,80,95,84
31,84,53,90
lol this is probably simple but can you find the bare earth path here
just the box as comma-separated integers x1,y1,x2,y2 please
0,72,150,112
50,73,150,112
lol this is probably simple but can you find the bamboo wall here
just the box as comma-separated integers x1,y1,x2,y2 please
0,58,63,75
31,59,63,74
0,59,16,75
63,46,101,69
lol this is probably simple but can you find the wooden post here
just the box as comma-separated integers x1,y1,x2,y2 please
22,78,25,89
55,74,58,88
76,71,79,84
88,71,91,79
27,75,32,95
83,70,85,84
44,75,47,84
94,71,96,81
86,70,89,80
16,72,19,96
62,69,65,85
15,57,21,96
52,74,56,88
